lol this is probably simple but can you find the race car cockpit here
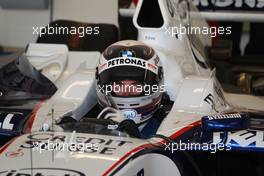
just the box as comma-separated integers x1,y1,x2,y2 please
56,40,174,139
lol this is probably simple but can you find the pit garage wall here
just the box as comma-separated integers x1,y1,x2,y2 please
0,0,118,48
53,0,118,26
0,7,50,48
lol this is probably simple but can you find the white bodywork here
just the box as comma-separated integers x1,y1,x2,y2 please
1,0,264,175
26,43,100,131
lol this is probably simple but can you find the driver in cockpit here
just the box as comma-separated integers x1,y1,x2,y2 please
93,40,171,138
57,40,172,138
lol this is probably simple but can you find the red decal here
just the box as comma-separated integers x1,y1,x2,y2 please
24,100,45,133
103,120,201,176
5,149,23,158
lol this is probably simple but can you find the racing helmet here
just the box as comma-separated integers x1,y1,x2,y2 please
96,40,164,125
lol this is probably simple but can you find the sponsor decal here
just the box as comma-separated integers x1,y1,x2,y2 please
204,93,218,112
204,85,227,113
137,168,145,176
144,35,156,41
0,110,31,132
213,130,264,148
122,109,142,123
20,133,133,155
120,50,134,57
5,149,23,158
122,109,137,120
193,0,264,10
0,114,15,130
108,57,146,67
207,113,242,120
0,168,86,176
98,57,158,74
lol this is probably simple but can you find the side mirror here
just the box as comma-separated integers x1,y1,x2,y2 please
201,113,250,132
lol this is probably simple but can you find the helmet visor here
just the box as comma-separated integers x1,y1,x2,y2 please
112,80,144,97
98,66,162,97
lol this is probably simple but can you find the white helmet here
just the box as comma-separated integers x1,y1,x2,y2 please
96,40,164,125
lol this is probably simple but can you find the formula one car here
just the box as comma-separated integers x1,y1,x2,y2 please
0,0,264,176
